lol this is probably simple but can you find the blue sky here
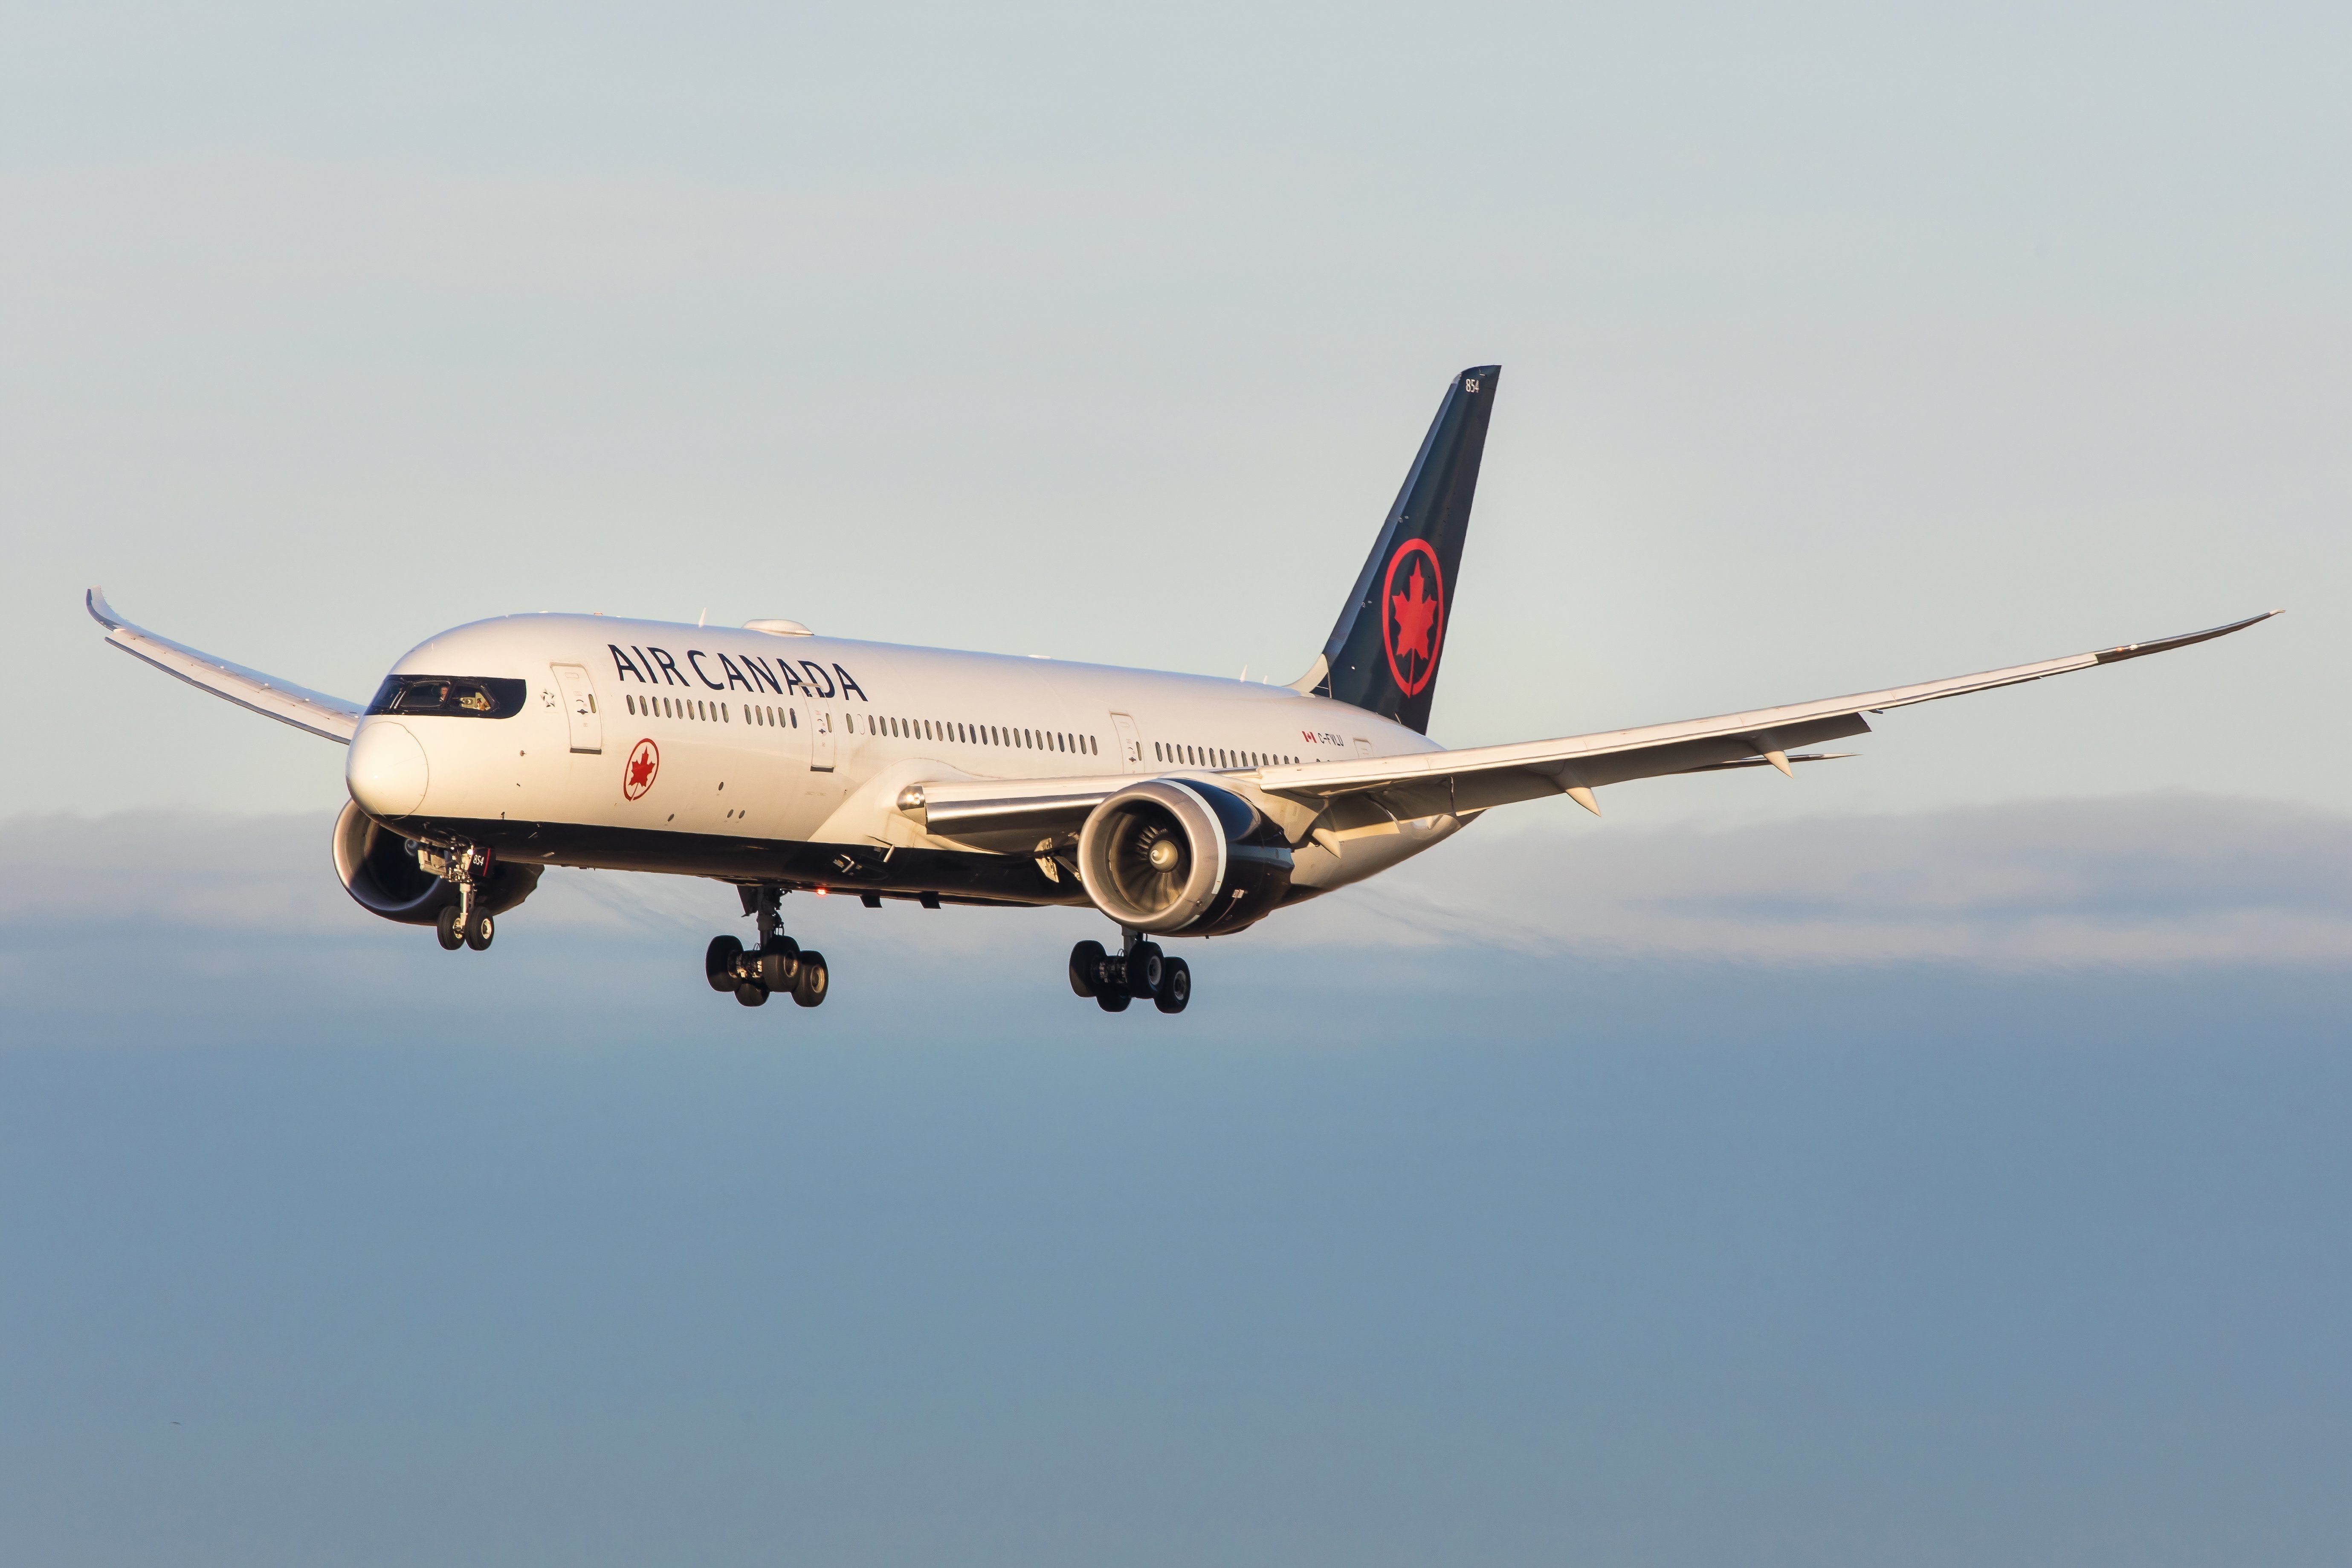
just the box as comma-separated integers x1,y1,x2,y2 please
3,2,2349,1561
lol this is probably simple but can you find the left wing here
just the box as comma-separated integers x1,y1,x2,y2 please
900,611,2277,849
87,588,362,743
1253,610,2277,820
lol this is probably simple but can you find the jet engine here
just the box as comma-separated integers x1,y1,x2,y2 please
331,800,542,925
1075,780,1293,936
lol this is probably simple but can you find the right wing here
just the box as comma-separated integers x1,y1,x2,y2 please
87,588,363,744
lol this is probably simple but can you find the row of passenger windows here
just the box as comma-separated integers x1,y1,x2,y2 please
623,693,1297,770
852,713,1098,756
1157,742,1297,769
622,695,1096,757
627,693,789,725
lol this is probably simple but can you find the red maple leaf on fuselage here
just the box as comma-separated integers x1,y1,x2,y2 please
1390,562,1440,665
627,748,657,789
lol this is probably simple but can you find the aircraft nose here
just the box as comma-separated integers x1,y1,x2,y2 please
347,719,429,817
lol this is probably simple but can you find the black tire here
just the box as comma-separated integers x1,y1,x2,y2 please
1125,940,1164,1000
791,952,829,1008
1096,989,1131,1012
1153,956,1190,1014
706,934,744,992
435,906,464,951
756,936,801,990
464,912,494,952
1068,939,1105,997
735,980,768,1007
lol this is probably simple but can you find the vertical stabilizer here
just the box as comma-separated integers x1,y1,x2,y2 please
1304,365,1498,733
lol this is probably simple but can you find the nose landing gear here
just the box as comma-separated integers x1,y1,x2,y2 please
421,841,498,953
1068,930,1190,1015
435,906,495,951
708,884,828,1009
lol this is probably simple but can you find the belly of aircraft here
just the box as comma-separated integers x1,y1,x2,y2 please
378,812,1090,908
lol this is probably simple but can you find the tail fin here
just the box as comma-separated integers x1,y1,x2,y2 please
1295,365,1498,733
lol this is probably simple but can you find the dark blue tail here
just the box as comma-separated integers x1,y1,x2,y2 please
1305,365,1498,734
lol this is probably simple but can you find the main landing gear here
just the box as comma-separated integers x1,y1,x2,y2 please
707,884,828,1009
1068,930,1191,1015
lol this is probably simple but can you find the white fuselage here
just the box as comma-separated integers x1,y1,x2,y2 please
344,614,1459,912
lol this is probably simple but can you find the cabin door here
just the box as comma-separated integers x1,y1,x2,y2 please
551,664,602,754
1109,712,1142,772
810,709,837,771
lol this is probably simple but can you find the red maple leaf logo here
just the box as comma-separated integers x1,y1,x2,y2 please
1390,563,1439,662
623,739,659,800
1380,539,1445,697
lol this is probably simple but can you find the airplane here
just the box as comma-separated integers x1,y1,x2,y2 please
87,365,2275,1016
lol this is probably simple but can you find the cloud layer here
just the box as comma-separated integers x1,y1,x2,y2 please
1301,793,2352,969
7,794,2349,977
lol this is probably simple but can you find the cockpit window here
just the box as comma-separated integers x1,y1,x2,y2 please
366,675,527,719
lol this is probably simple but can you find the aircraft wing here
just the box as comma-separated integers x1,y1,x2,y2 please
902,611,2277,849
1254,611,2279,821
87,588,362,744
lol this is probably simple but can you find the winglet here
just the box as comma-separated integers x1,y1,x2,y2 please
2091,609,2280,666
87,585,125,632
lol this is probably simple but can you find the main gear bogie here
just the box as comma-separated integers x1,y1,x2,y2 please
1067,932,1191,1016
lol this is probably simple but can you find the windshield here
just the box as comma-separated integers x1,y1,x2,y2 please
366,675,528,719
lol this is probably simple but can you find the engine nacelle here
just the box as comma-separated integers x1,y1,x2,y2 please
1075,780,1293,936
331,800,542,926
